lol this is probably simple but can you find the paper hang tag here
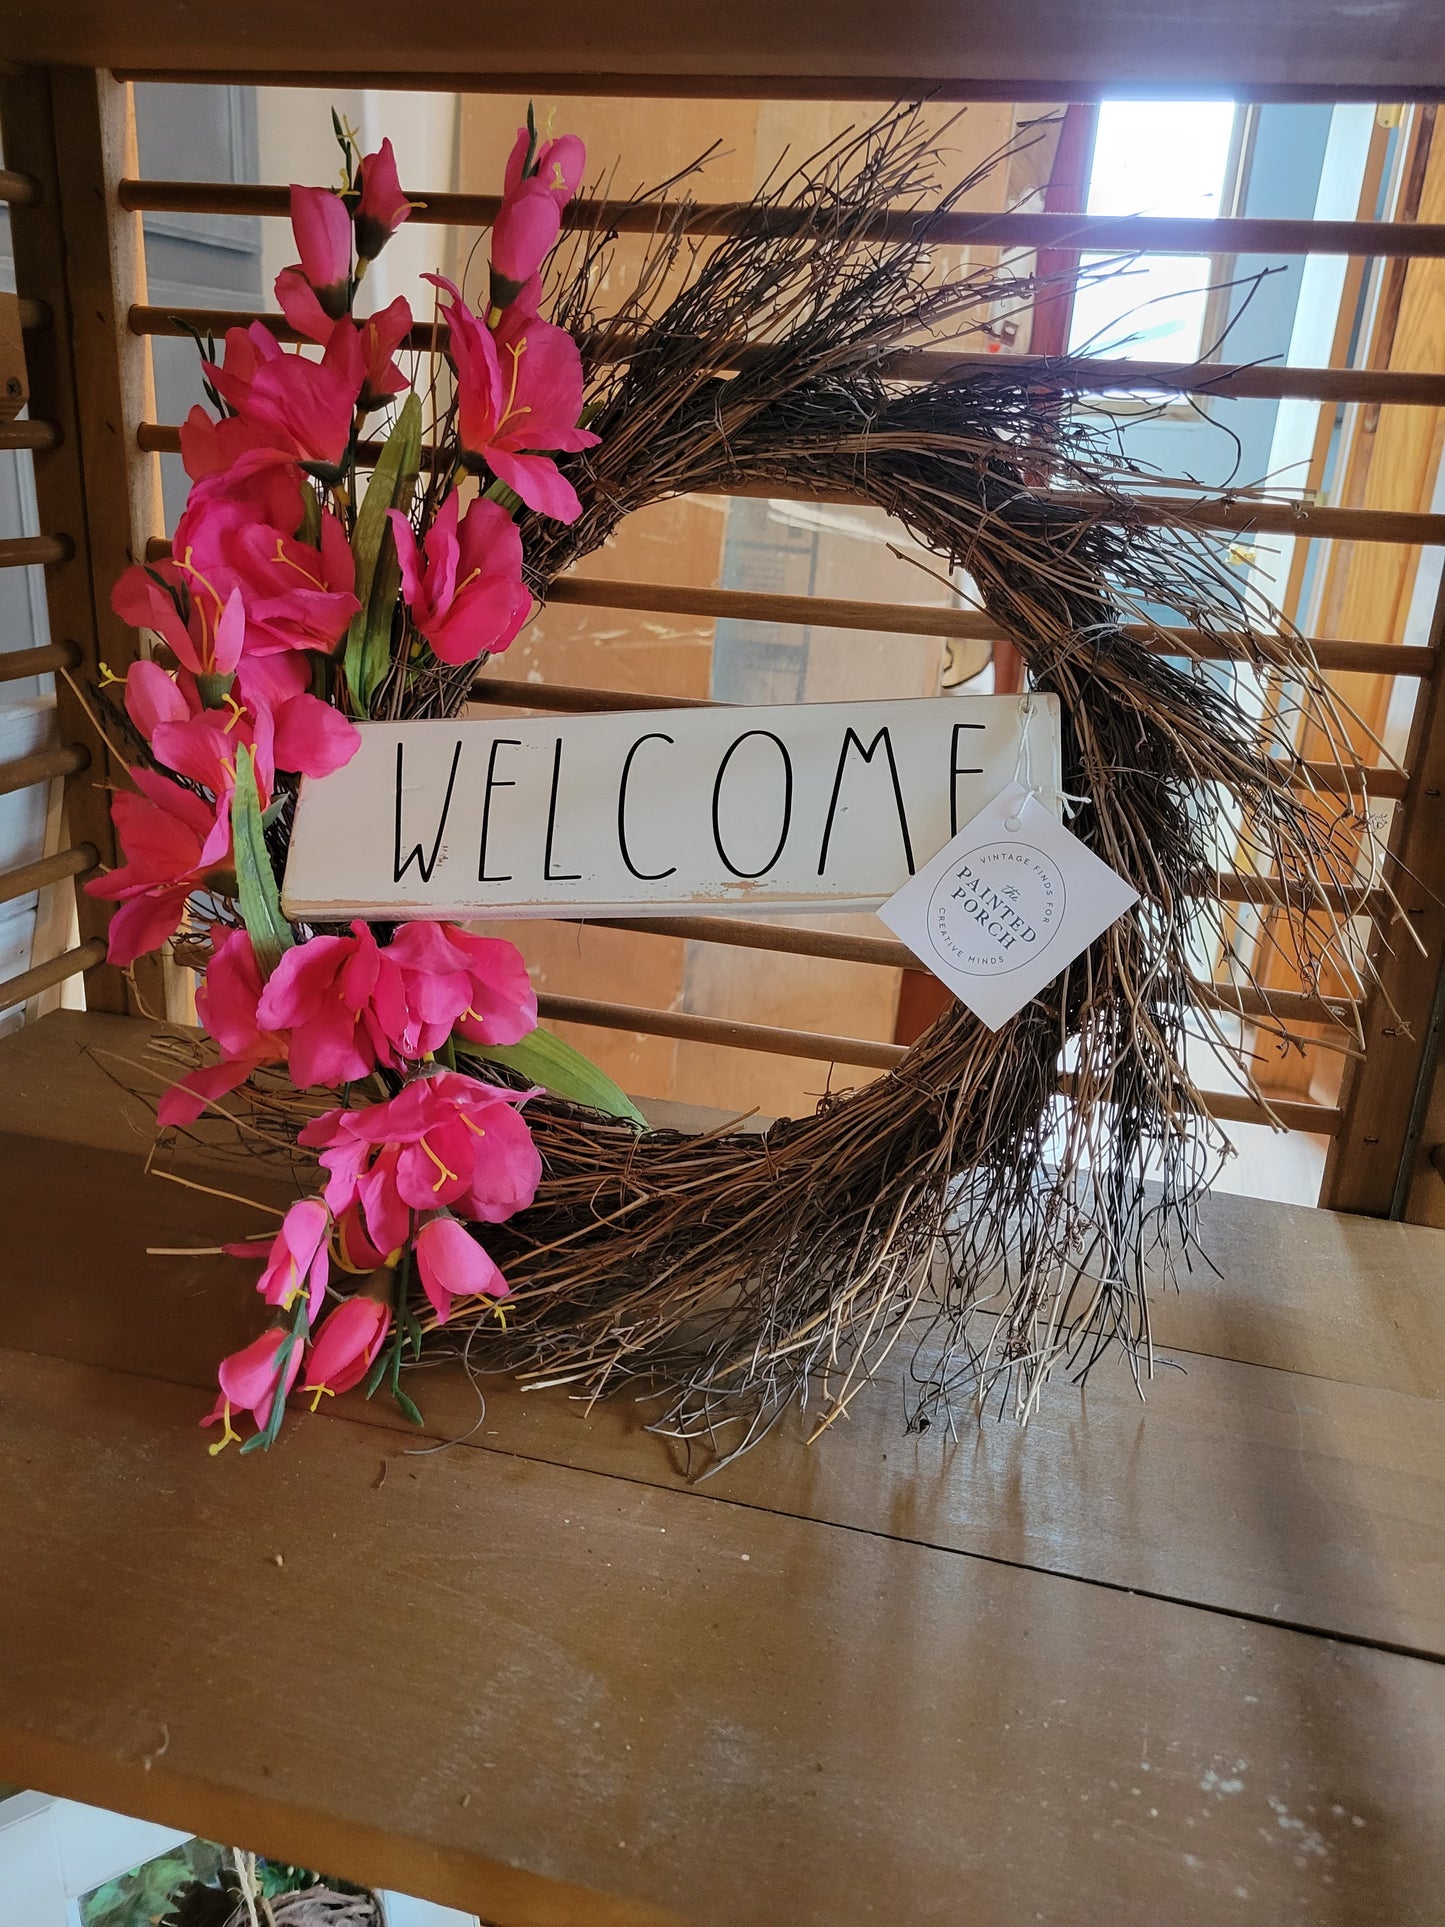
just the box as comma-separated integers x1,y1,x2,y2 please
878,783,1140,1032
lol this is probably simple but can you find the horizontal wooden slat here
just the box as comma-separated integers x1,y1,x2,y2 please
537,991,1347,1125
0,533,72,569
2,1330,1438,1922
0,419,62,452
127,305,1445,409
0,742,87,797
1215,870,1390,918
543,575,1437,679
0,843,98,909
1054,1074,1341,1134
571,914,1359,1022
0,167,38,207
0,939,106,1010
1300,760,1409,798
118,181,1445,258
728,479,1445,546
577,912,917,970
0,639,79,684
102,68,1445,105
471,673,715,714
537,989,908,1071
144,469,1445,543
17,297,51,332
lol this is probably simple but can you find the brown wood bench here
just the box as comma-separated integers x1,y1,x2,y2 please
1,1009,1442,1922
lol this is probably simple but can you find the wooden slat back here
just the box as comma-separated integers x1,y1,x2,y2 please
5,62,1445,1212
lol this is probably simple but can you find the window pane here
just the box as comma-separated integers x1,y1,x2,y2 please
1069,252,1216,362
1066,101,1238,365
1084,101,1237,218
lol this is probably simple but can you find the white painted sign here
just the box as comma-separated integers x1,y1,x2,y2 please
879,782,1139,1030
282,697,1061,923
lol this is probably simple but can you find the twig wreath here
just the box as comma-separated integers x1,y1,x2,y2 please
94,105,1385,1465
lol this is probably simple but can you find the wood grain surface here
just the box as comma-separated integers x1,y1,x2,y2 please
10,1,1445,97
1,1010,1443,1921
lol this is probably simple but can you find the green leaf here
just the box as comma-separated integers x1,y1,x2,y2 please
362,1344,391,1399
231,745,293,978
343,392,422,713
461,1027,648,1129
299,476,324,548
393,1384,425,1428
239,1334,296,1455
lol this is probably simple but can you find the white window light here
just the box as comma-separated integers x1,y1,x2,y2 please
1068,100,1239,366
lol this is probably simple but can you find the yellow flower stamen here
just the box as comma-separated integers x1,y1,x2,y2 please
270,537,327,589
460,1113,487,1140
497,336,532,435
421,1136,459,1190
207,1398,241,1457
307,1383,336,1413
172,549,229,670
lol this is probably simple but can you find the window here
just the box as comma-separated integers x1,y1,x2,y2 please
1068,101,1240,365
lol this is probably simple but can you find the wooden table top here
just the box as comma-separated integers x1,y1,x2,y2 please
1,1010,1442,1924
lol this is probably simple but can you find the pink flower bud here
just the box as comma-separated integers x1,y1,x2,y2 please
302,1295,392,1402
354,139,410,262
415,1213,509,1325
289,185,352,318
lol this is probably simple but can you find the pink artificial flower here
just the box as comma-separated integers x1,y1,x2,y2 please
86,767,232,967
426,275,599,522
302,1294,391,1402
354,139,410,262
503,125,586,203
253,917,536,1086
224,513,359,657
357,296,414,412
226,1197,331,1324
202,1327,304,1453
299,1070,542,1258
121,653,278,817
207,321,365,479
156,925,288,1127
381,921,537,1048
163,489,359,659
112,564,246,684
272,288,411,414
491,126,584,310
414,1211,509,1324
490,178,563,301
240,650,361,774
289,184,352,318
185,443,308,540
178,405,300,507
254,922,386,1088
274,264,334,346
334,1201,394,1272
388,493,531,665
126,656,356,812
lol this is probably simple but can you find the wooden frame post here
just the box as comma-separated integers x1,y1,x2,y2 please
0,66,167,1016
1322,569,1445,1215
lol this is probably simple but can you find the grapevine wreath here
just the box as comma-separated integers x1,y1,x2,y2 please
92,106,1384,1466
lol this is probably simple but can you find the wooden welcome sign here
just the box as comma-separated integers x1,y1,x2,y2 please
281,696,1061,922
